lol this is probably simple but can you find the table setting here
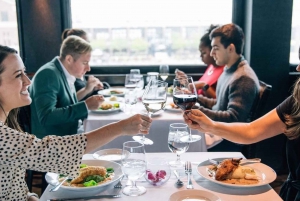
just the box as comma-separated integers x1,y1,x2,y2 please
41,152,281,201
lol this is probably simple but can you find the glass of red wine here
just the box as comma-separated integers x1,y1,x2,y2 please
173,76,201,143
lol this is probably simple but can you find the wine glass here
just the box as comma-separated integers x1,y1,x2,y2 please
159,64,169,81
133,79,168,145
125,74,138,90
173,76,201,143
130,69,140,75
122,141,147,196
168,123,190,167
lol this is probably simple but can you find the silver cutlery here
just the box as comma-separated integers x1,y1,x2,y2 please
185,161,193,189
208,158,261,166
114,175,124,188
47,194,121,201
173,170,183,187
49,176,70,192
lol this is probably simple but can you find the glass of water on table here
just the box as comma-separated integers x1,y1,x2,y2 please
122,141,147,196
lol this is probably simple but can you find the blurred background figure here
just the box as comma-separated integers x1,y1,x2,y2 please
175,25,225,98
62,28,105,101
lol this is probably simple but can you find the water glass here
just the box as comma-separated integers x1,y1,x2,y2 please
124,90,137,114
130,69,140,75
159,64,169,81
168,123,190,167
122,141,147,196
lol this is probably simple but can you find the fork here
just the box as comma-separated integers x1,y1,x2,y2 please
185,161,193,189
114,175,124,188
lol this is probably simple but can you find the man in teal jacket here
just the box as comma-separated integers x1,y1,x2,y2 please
30,36,104,137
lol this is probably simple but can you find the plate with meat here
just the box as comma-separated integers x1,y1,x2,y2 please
45,160,123,192
91,102,121,113
98,88,125,97
197,158,276,187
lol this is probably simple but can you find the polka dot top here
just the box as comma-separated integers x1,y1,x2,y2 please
0,121,87,200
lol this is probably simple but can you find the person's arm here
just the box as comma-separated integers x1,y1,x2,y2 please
197,95,216,109
184,108,286,144
194,81,216,99
199,76,257,122
77,76,103,101
84,114,151,153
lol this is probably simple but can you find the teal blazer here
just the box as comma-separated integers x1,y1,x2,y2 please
30,57,88,138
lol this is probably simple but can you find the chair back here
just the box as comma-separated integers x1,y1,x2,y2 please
248,80,272,121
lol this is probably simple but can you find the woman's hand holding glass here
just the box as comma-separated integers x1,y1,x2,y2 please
133,79,168,145
122,141,147,196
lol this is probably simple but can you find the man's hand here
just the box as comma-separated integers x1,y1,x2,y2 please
85,95,105,110
86,75,103,92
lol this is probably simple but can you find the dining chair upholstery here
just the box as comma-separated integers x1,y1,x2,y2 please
242,80,272,158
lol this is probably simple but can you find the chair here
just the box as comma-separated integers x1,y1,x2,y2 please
242,80,272,158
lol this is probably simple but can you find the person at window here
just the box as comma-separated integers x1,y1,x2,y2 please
175,25,225,99
30,36,105,137
196,23,260,152
0,44,152,200
62,28,103,101
183,45,300,201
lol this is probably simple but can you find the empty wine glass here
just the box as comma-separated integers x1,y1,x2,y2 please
173,76,201,143
168,123,190,167
159,65,169,81
122,141,147,196
133,79,168,145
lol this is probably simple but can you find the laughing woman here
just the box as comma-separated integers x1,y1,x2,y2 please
0,45,152,200
183,46,300,201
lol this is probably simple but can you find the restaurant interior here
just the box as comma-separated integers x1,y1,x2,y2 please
1,0,299,199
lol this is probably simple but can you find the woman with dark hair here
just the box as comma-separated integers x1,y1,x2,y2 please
176,25,225,98
0,45,152,200
62,28,103,101
183,46,300,201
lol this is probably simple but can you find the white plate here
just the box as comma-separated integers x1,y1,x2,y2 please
91,102,121,114
45,160,123,192
93,149,130,162
164,105,182,113
98,89,125,97
169,189,221,201
197,158,277,188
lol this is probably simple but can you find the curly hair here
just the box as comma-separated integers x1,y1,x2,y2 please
200,24,219,49
0,45,23,132
284,77,300,139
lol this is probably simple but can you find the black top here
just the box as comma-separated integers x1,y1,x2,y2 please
276,96,300,201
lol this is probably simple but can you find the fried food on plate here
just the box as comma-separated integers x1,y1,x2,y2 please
70,166,106,184
100,102,112,110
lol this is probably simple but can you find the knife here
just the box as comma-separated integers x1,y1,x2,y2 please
47,194,121,201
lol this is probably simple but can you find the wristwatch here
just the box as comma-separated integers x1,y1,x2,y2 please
202,84,209,91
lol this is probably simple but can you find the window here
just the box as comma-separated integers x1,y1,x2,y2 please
70,0,232,66
290,0,300,64
0,0,19,51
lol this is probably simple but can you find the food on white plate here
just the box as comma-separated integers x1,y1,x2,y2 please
110,89,123,94
100,102,113,110
167,86,173,94
60,164,115,187
208,158,260,185
109,95,117,101
169,102,179,109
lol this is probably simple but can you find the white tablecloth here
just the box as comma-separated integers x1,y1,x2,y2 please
83,97,207,153
40,152,282,201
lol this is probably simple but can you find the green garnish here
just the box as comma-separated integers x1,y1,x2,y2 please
83,180,97,187
106,167,114,173
113,103,120,108
80,164,87,168
84,175,105,183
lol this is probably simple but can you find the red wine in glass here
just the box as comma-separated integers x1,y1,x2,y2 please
173,94,197,111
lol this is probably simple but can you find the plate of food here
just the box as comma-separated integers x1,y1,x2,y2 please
98,89,124,97
45,160,123,192
93,149,130,162
91,102,121,113
169,189,220,201
197,158,276,188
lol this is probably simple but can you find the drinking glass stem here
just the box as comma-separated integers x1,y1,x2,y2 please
176,154,181,163
141,112,152,141
131,180,138,190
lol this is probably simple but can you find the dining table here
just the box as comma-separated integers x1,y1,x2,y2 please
83,94,207,153
40,152,283,201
